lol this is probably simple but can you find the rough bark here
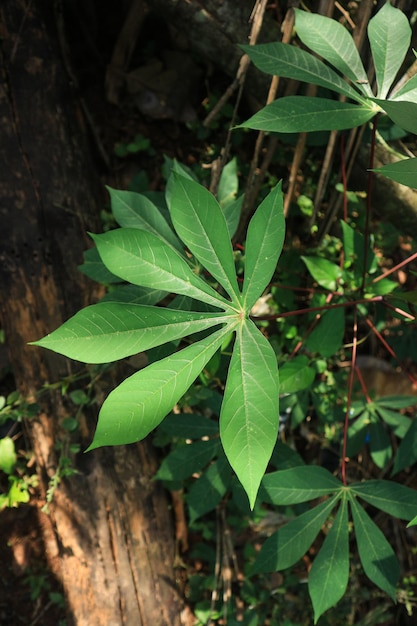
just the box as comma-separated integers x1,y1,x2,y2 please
0,1,182,624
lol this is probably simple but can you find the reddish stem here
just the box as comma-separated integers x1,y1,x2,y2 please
342,307,358,485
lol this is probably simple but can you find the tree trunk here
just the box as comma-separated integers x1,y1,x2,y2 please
0,1,183,624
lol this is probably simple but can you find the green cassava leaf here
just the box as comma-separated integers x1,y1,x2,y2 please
155,438,220,481
86,325,232,449
91,229,232,310
32,303,227,363
242,182,285,310
369,421,392,469
391,73,417,102
351,479,417,520
0,437,17,475
305,307,345,357
375,395,417,410
407,514,417,528
368,2,411,99
158,412,219,439
279,355,315,394
169,173,240,302
240,97,376,133
372,157,417,189
241,42,363,102
217,157,238,208
309,498,349,623
220,319,279,508
294,9,372,97
100,284,167,305
392,420,417,475
188,453,233,523
79,247,122,284
107,187,183,252
252,495,340,574
375,406,411,439
217,158,242,238
261,465,341,505
375,99,417,135
349,496,399,600
301,255,342,291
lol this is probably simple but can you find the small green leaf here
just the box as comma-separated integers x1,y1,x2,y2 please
91,229,231,310
220,319,279,508
368,2,411,99
301,256,342,291
252,495,339,574
188,454,233,523
243,182,285,310
217,157,238,208
294,9,372,96
155,439,220,481
375,406,411,439
369,421,392,469
350,496,399,600
351,479,417,521
32,303,227,363
241,42,364,102
0,437,17,475
279,356,315,394
86,326,231,449
240,97,376,133
391,73,417,102
158,412,219,439
309,498,349,623
306,307,345,358
79,247,121,284
392,420,417,475
261,466,342,505
372,157,417,189
407,514,417,528
107,187,183,252
170,173,240,301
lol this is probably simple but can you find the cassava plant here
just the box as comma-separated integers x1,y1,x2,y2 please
32,2,417,623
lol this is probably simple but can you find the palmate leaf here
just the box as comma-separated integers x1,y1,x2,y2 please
367,2,411,99
91,228,232,310
32,303,228,363
169,173,240,302
309,497,349,624
241,42,363,102
220,319,279,508
243,182,285,310
349,496,399,600
240,97,376,134
86,325,233,449
294,9,372,97
34,173,285,508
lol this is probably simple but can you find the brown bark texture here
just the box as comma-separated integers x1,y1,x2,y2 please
0,1,183,624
